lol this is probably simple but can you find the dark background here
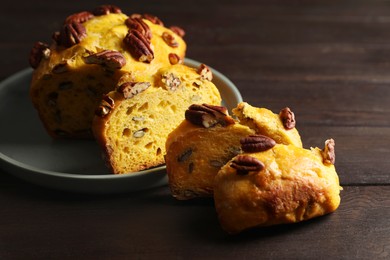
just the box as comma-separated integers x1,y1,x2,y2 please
1,1,389,259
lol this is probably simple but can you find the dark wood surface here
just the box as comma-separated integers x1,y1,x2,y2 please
1,0,389,259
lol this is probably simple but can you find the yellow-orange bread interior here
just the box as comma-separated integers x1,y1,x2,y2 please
165,103,303,200
29,5,186,138
93,64,221,174
165,119,255,200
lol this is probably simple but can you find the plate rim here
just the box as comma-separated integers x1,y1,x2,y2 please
0,58,242,191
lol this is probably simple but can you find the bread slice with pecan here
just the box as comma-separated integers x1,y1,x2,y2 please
92,64,221,174
165,108,255,200
165,101,341,233
232,102,303,147
165,103,303,200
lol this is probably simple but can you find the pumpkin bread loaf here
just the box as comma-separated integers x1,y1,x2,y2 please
29,5,187,138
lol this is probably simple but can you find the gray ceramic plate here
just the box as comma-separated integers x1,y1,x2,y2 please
0,58,242,194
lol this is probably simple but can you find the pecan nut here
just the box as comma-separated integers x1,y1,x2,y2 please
65,11,94,24
142,14,164,26
58,22,87,47
279,107,296,130
240,135,276,153
92,5,122,16
52,61,69,74
125,17,152,40
168,53,182,65
185,104,235,128
162,32,179,47
123,29,154,63
230,155,265,175
197,64,213,81
117,81,150,99
162,72,181,91
83,50,126,70
52,31,61,44
29,42,50,69
96,95,115,117
129,14,142,19
169,26,185,37
322,138,336,165
117,73,136,87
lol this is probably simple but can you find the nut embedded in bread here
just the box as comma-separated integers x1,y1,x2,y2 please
165,101,341,233
165,109,255,200
165,102,304,199
92,64,222,174
214,142,342,234
233,102,302,147
29,5,187,138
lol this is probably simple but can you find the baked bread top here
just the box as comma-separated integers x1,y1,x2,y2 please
165,103,303,200
165,102,341,233
233,102,302,147
29,5,186,138
31,11,186,83
214,141,341,234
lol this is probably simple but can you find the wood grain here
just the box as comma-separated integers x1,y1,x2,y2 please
0,0,389,258
0,185,388,259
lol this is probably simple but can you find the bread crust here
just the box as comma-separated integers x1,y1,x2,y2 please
233,102,302,147
214,145,341,234
165,102,304,199
30,11,186,139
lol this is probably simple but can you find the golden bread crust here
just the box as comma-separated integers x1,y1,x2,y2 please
214,144,341,234
30,11,186,138
233,102,302,147
165,102,304,200
165,102,341,233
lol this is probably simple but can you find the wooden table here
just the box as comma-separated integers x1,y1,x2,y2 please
1,1,389,259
